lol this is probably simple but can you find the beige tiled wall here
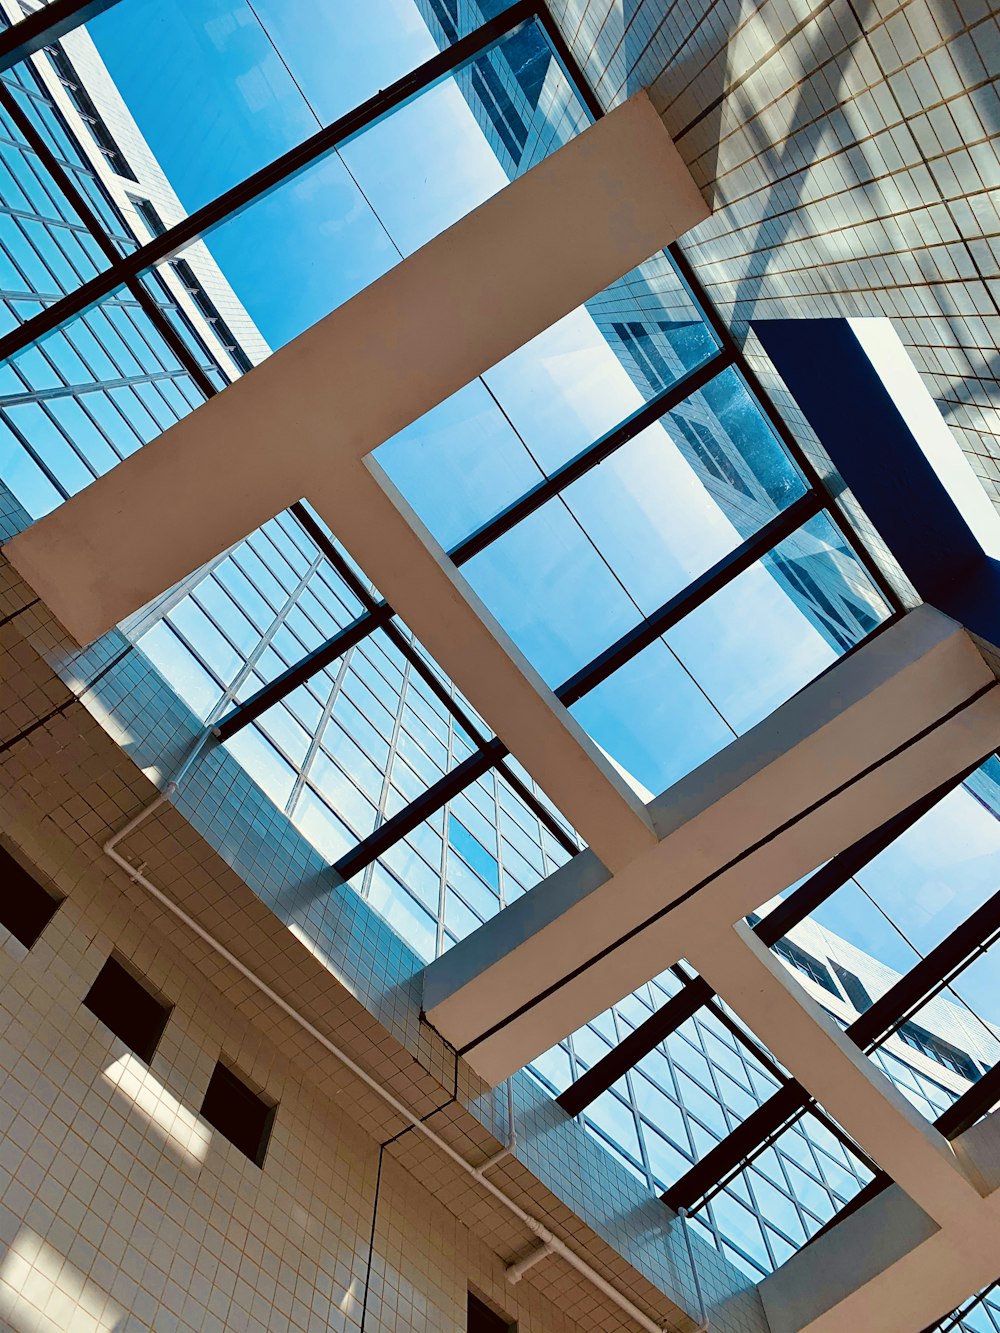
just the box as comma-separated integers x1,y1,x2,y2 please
0,850,592,1333
552,0,1000,506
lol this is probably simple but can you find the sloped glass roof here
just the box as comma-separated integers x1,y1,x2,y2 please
0,1,998,1319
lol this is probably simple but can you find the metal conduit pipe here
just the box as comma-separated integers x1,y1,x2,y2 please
102,794,681,1333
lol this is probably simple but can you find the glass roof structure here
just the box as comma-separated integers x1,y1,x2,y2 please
1,2,999,1328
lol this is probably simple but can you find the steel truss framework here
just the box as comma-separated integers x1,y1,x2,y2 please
2,4,998,1330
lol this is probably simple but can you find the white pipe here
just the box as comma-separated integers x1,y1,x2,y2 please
102,802,676,1333
478,1077,517,1175
506,1241,553,1284
677,1208,710,1332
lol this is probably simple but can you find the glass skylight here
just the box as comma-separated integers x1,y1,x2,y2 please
1,2,996,1317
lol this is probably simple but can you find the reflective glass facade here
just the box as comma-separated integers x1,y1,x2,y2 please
0,4,997,1328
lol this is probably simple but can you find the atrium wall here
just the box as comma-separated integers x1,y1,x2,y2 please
550,0,1000,505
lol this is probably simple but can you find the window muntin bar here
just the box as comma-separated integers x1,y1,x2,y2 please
141,17,588,354
376,253,720,552
0,2,541,361
0,1,124,76
571,509,889,797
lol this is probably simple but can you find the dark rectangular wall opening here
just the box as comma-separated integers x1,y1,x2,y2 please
0,845,60,949
200,1061,276,1167
83,955,172,1064
468,1290,512,1333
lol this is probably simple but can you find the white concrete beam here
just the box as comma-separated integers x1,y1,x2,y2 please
4,91,706,647
2,90,704,871
423,608,1000,1084
689,924,982,1230
311,464,656,872
761,1112,1000,1333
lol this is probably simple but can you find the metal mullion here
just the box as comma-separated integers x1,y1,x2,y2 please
285,647,356,820
0,1,124,75
611,1005,656,1192
933,1060,1000,1141
665,875,1000,1214
0,1,539,364
447,350,730,566
852,890,1000,1056
0,366,203,406
0,198,107,235
26,300,175,470
158,551,326,740
666,243,903,615
0,285,65,302
212,604,393,741
559,977,714,1116
2,89,111,239
554,489,823,707
529,3,604,123
662,1081,811,1212
0,404,70,499
0,76,218,395
491,767,509,909
1,334,110,483
5,282,151,483
101,278,215,405
228,544,299,624
334,738,507,883
691,996,874,1200
358,657,414,899
290,501,576,853
203,551,325,729
435,712,457,957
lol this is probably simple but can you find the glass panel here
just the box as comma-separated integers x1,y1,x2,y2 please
376,252,718,551
0,284,209,518
80,0,522,211
145,21,588,354
457,368,806,687
698,1111,873,1274
572,510,890,795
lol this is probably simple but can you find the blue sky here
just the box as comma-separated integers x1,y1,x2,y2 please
82,0,1000,1030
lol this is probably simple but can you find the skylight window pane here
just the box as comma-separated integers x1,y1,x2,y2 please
458,368,807,687
571,511,889,795
375,253,718,550
700,1113,873,1273
666,511,888,733
1,285,210,519
78,0,516,213
752,768,1000,1124
760,774,1000,1003
138,510,369,725
146,20,587,355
